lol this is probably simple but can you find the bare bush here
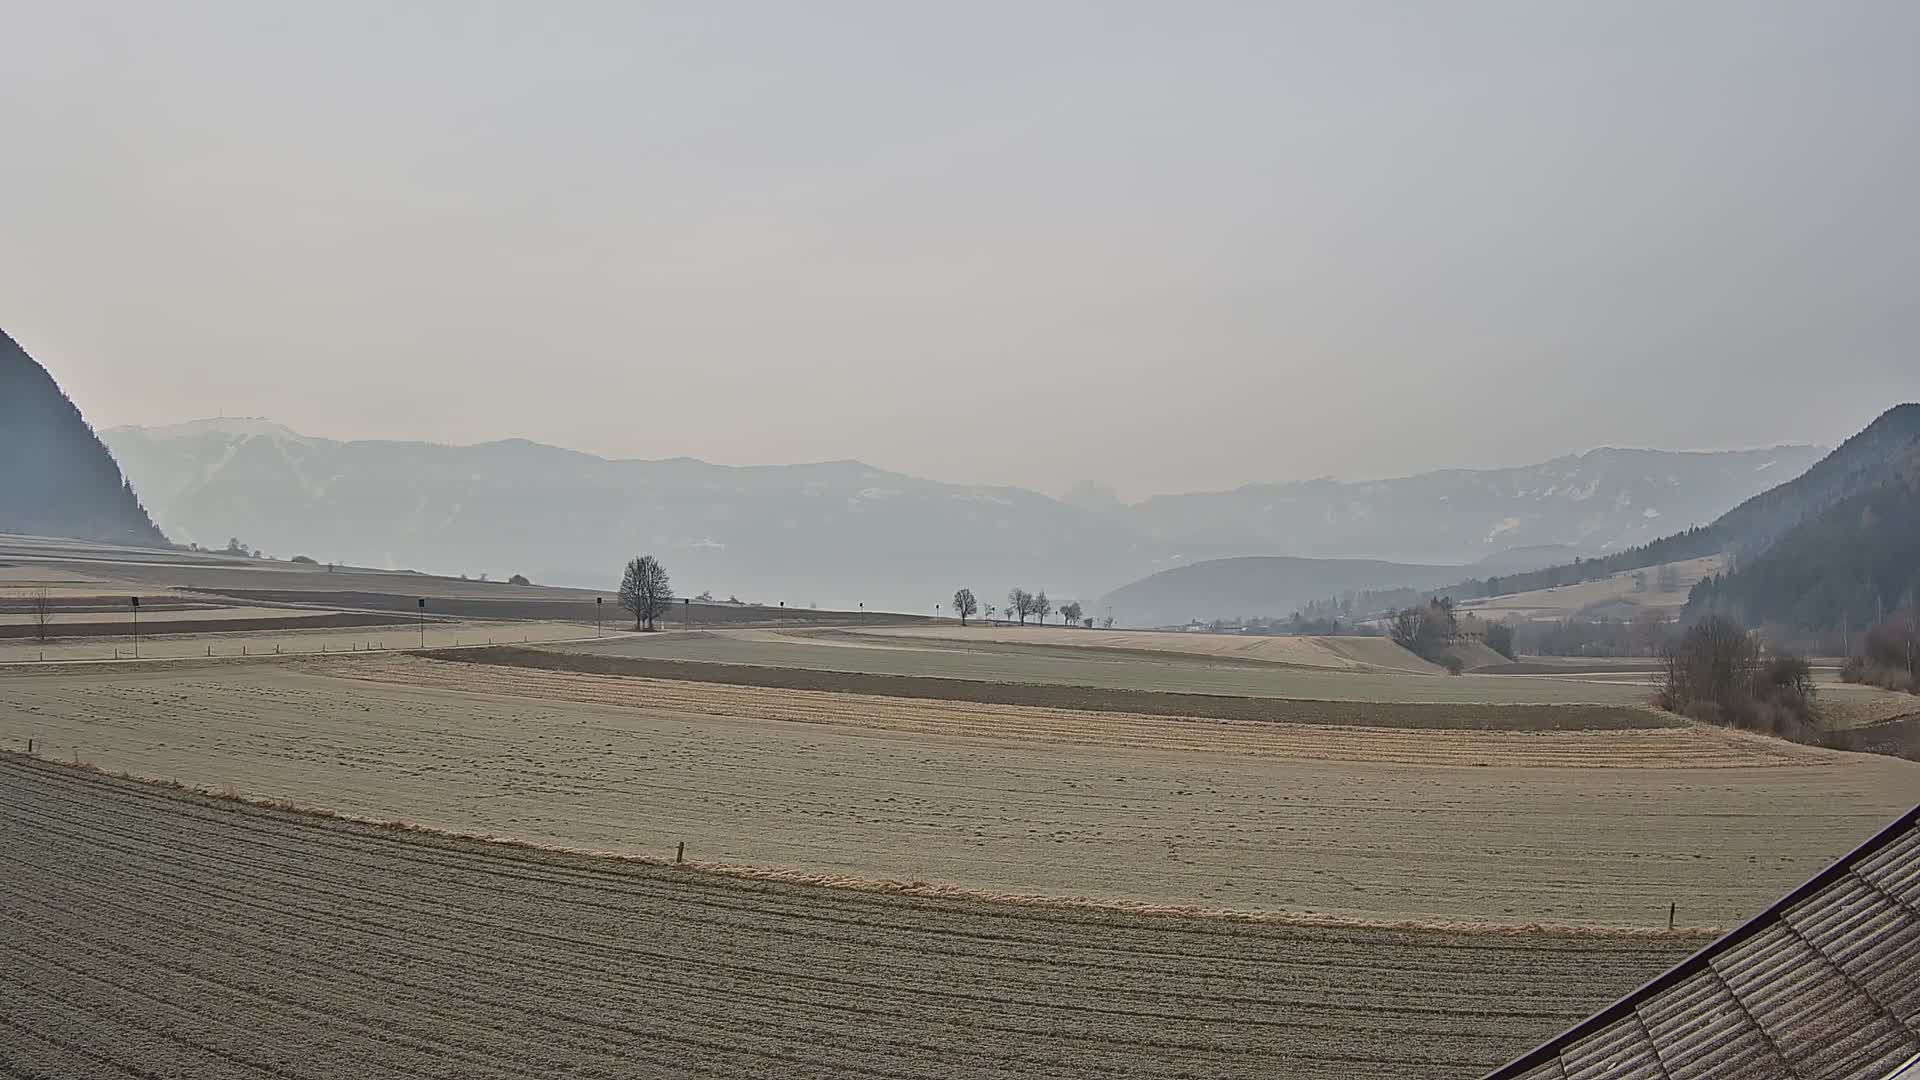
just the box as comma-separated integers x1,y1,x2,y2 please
1659,614,1819,738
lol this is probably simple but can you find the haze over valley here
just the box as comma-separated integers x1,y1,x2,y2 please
103,414,1822,618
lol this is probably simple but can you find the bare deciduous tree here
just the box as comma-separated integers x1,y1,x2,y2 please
1059,601,1083,626
1658,614,1759,716
1032,591,1052,625
1389,607,1427,652
30,588,54,642
619,555,674,631
1655,562,1682,593
952,588,978,626
1007,588,1033,625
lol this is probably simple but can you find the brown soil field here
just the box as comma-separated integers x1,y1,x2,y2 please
0,757,1698,1080
0,609,410,639
3,655,1912,927
1819,683,1920,729
0,620,596,664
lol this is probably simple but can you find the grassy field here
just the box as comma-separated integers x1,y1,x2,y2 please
0,757,1699,1080
540,629,1656,705
427,645,1676,730
1458,555,1726,621
3,653,1910,928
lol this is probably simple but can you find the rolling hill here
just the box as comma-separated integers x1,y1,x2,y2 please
1099,556,1461,628
0,328,164,546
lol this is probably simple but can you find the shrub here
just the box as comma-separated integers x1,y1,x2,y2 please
1442,654,1465,675
507,573,531,586
1659,614,1820,738
289,554,317,565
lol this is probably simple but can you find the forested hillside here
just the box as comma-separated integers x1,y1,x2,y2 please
1687,435,1920,631
1481,405,1920,601
0,329,165,546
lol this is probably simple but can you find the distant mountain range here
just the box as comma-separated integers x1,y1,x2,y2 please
1114,404,1920,634
1111,446,1825,564
102,419,1825,617
0,329,163,546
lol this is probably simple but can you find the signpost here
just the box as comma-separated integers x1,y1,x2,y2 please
417,598,426,648
596,596,603,636
130,596,140,658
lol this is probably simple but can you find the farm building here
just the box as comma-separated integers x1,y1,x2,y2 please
1488,805,1920,1079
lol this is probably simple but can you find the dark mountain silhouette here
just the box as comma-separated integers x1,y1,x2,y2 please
0,329,165,546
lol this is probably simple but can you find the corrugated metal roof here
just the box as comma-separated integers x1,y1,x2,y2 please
1488,805,1920,1080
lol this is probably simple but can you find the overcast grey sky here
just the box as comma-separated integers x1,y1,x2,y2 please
4,1,1917,498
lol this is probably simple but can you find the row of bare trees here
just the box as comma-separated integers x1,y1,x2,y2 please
947,587,1088,628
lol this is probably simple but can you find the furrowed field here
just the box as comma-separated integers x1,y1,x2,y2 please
0,759,1695,1079
2,652,1908,926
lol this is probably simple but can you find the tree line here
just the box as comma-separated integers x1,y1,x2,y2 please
949,587,1090,628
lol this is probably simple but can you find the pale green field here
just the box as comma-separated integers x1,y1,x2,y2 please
539,630,1655,705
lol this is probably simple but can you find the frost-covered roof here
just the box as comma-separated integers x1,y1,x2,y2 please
1488,806,1920,1080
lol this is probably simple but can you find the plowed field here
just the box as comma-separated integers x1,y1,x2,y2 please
4,655,1912,927
0,756,1695,1080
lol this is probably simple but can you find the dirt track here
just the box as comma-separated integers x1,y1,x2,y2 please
4,655,1912,927
0,756,1693,1079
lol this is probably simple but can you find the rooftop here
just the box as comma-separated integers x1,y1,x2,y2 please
1488,805,1920,1080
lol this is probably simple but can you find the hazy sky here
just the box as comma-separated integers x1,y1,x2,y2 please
4,2,1918,498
